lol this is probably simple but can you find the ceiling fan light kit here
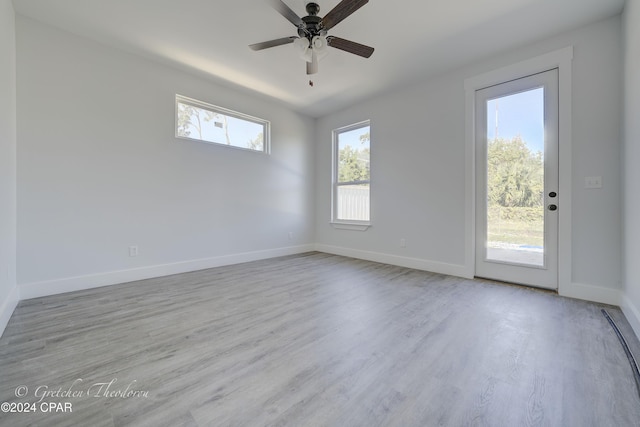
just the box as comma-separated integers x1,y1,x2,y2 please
312,36,329,59
293,37,313,62
249,0,374,75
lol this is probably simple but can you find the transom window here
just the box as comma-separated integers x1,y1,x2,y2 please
332,121,371,224
175,95,269,153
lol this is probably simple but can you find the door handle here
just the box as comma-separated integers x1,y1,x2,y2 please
548,204,558,211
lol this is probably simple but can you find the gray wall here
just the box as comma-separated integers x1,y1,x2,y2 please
0,0,17,335
16,16,316,294
315,16,623,299
623,0,640,335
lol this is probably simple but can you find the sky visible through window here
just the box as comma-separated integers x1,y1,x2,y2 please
185,109,262,148
203,116,262,148
176,99,266,151
487,87,544,154
338,126,370,151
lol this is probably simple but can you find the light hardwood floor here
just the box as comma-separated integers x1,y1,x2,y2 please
1,252,639,426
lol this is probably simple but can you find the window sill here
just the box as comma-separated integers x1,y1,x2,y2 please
330,222,371,231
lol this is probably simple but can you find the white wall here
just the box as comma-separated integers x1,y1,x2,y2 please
0,0,18,337
16,16,316,297
622,0,640,336
316,70,469,276
315,16,623,301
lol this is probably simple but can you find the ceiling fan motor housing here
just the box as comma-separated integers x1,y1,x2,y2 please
298,3,326,42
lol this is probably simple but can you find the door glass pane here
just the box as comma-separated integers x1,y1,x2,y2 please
486,88,544,266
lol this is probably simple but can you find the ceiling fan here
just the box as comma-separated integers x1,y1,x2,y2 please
249,0,374,75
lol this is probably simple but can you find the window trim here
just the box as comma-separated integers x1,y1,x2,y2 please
331,120,371,229
175,94,270,154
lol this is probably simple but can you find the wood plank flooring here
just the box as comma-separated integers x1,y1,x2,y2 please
1,252,639,426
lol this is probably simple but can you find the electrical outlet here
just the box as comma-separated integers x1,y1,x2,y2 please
400,238,406,248
585,176,602,189
288,232,294,241
129,246,139,257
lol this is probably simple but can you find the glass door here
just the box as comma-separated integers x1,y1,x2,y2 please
475,69,559,289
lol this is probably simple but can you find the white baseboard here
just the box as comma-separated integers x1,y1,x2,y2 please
315,244,471,278
15,243,639,343
621,294,640,341
0,285,20,339
19,244,315,300
559,282,621,306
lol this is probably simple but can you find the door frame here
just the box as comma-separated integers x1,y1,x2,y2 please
464,46,573,294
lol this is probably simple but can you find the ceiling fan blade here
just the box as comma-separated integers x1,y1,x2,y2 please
321,0,369,31
249,36,298,51
307,51,319,75
327,36,374,58
267,0,304,27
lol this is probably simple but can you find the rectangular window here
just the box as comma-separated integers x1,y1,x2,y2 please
175,95,269,153
332,121,371,224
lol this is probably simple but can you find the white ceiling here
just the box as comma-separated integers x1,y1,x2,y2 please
12,0,625,117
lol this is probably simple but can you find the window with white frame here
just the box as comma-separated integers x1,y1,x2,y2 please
175,95,269,153
332,121,371,224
